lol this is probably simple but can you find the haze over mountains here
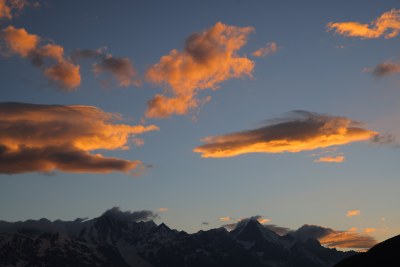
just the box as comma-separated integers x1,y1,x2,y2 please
0,207,358,267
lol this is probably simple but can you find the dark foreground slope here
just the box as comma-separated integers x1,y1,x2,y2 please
334,234,400,267
0,213,356,267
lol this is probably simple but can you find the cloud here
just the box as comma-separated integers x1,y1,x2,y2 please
252,42,279,57
145,22,254,118
157,208,168,212
373,61,400,77
347,210,361,217
1,26,81,89
327,9,400,39
370,134,400,147
101,207,158,223
219,216,232,222
194,110,377,158
291,224,377,250
0,0,32,19
202,222,210,225
314,155,345,163
364,228,377,233
73,48,139,87
0,102,158,174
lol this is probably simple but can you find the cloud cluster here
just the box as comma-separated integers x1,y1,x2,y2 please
73,48,139,87
1,26,81,89
0,0,31,19
145,22,255,118
327,9,400,39
194,111,377,158
346,210,361,217
252,42,279,57
0,102,158,174
291,224,377,250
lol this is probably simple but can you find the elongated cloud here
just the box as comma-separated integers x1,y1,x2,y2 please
373,61,400,77
347,210,361,217
314,155,345,163
146,22,254,118
0,102,158,174
292,224,376,250
327,9,400,39
194,111,377,158
252,42,279,57
1,26,81,89
73,48,139,87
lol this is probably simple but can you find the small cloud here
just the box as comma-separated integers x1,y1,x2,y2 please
327,9,400,39
194,111,377,158
257,218,271,224
373,61,400,77
157,208,168,212
101,207,158,222
202,222,210,226
364,228,377,233
370,134,400,147
335,45,346,49
381,217,386,221
219,216,232,222
314,155,345,163
347,210,361,217
73,48,139,88
348,227,358,232
252,42,279,57
0,0,33,20
145,22,254,118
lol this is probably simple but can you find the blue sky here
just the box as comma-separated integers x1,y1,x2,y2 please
1,0,400,250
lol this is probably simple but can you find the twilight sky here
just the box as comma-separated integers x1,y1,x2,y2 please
1,0,400,251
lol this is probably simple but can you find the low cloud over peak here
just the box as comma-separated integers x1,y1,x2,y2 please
0,102,158,174
145,22,255,118
194,110,377,158
327,9,400,39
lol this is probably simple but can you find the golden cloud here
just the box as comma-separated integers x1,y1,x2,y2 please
145,22,254,118
347,210,361,217
219,216,232,222
314,155,345,163
194,111,377,158
0,102,158,174
1,26,81,90
252,42,279,57
327,9,400,39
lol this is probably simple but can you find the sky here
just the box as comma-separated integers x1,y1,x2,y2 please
1,0,400,251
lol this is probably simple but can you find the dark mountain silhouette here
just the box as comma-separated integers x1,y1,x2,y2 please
334,234,400,267
0,211,356,267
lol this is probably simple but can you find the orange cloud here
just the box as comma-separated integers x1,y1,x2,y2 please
157,208,168,212
145,22,254,118
194,111,377,158
314,155,345,163
257,218,271,224
327,9,400,39
364,228,377,233
1,26,81,90
0,0,31,19
0,102,159,174
73,48,139,87
219,216,232,222
252,42,279,57
293,224,377,250
347,210,361,217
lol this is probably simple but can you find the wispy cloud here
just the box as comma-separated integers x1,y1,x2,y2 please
373,61,400,77
157,208,168,212
73,48,139,87
346,210,361,217
252,42,279,57
194,111,377,158
219,216,232,222
145,22,254,118
314,155,345,163
327,9,400,39
1,26,81,90
0,102,158,174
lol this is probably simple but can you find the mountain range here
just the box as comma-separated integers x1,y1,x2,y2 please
0,208,360,267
